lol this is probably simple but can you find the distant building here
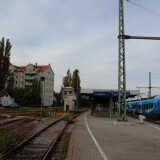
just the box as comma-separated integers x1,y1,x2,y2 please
9,63,55,106
62,87,76,112
0,91,14,107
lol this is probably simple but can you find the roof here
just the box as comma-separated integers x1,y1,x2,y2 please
36,65,49,72
10,63,49,72
81,88,140,97
15,66,26,72
10,63,26,69
81,88,94,94
17,66,26,69
62,87,74,90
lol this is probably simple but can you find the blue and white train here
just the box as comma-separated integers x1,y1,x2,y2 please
126,95,160,115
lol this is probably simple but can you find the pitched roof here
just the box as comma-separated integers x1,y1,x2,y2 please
17,66,26,69
10,63,49,72
10,64,26,72
10,63,26,69
36,65,49,72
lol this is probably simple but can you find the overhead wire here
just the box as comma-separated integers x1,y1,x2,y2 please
125,0,160,95
152,73,160,80
126,0,160,18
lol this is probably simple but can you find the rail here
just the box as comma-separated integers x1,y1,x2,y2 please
0,112,80,160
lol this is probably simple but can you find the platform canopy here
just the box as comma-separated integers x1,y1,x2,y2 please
81,88,140,101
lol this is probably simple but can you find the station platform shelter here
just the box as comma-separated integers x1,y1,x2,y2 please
81,88,140,113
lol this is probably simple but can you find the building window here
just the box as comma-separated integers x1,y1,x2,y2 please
64,91,68,95
69,91,73,95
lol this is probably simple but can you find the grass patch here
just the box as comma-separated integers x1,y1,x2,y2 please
0,107,66,118
0,128,24,153
60,132,71,160
53,132,71,160
64,116,74,124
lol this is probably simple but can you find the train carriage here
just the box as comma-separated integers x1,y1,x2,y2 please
126,95,160,115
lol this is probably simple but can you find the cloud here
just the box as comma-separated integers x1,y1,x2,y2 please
1,0,160,96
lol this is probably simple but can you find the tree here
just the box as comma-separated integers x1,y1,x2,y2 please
62,69,81,107
0,37,12,91
12,87,31,106
31,79,41,106
12,79,41,107
6,72,14,96
71,69,81,107
62,69,81,92
62,69,72,87
71,69,81,93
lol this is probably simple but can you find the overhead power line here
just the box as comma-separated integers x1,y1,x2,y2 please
126,0,160,18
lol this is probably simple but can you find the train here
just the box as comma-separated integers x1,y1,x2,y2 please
126,95,160,115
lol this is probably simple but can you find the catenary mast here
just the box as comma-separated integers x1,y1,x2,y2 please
118,0,160,121
118,0,127,121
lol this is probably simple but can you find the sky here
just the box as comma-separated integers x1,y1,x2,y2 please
1,0,160,97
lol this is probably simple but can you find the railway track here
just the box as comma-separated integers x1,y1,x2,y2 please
0,112,80,160
0,116,31,126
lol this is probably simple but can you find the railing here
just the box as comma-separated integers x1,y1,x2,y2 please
24,76,35,80
24,82,32,86
24,70,37,74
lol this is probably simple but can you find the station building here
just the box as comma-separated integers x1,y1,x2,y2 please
61,87,139,112
81,88,140,112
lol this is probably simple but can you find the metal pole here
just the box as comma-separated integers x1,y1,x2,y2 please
40,76,45,121
76,72,79,108
149,72,151,98
110,90,113,120
119,35,160,40
43,79,45,106
40,81,43,121
118,0,127,121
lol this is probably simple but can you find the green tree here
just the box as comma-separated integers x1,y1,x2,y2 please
71,69,81,107
12,88,30,105
62,69,72,87
31,79,41,106
0,37,12,91
6,72,14,96
62,69,81,92
71,69,81,93
62,69,81,107
12,79,41,106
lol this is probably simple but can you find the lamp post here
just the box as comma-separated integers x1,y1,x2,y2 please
76,73,79,109
110,90,113,120
61,99,63,108
40,76,45,121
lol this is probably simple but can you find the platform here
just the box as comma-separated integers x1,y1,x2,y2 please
67,111,160,160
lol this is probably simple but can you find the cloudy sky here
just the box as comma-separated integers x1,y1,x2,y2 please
1,0,160,96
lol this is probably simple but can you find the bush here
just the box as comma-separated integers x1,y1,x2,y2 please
64,116,74,124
